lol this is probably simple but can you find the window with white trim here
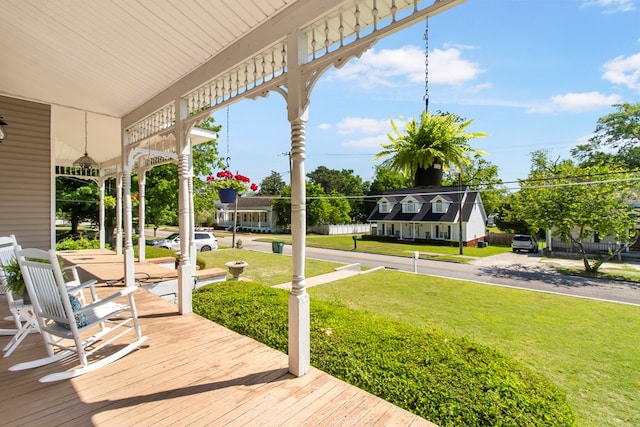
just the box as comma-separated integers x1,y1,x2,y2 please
380,201,391,213
403,201,418,213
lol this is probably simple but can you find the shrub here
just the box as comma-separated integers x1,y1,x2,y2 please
193,282,575,426
56,236,102,251
195,254,207,270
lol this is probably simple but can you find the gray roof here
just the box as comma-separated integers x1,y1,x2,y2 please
367,186,485,223
215,196,274,210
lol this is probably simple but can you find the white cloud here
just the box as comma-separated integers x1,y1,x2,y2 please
528,91,622,113
331,45,484,88
343,134,389,149
329,116,409,149
336,117,393,135
430,48,485,85
602,52,640,90
317,123,332,130
581,0,637,13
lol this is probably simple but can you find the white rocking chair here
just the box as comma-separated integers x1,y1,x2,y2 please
0,235,39,357
11,247,147,382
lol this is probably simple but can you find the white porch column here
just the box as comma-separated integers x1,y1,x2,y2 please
176,99,194,314
98,177,105,249
287,31,310,377
116,171,123,255
188,152,197,279
138,167,147,262
122,163,135,287
289,116,309,377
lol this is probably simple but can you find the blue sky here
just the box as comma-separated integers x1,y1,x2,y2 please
214,0,640,191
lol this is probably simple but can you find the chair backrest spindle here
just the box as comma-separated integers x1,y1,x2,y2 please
16,247,70,326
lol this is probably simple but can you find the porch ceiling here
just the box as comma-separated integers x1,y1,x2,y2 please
0,0,298,118
0,0,465,166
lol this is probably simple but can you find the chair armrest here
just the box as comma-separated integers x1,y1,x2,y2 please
75,286,137,315
66,279,99,303
64,265,98,302
63,265,81,282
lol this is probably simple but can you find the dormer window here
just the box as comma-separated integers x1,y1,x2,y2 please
433,198,449,213
380,201,391,213
403,201,418,213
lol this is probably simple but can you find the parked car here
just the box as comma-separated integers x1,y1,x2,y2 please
149,232,218,252
511,234,538,253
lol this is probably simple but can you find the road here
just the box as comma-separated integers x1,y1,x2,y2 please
218,234,640,306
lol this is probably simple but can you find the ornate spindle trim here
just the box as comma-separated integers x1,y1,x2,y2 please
311,28,317,59
281,43,287,71
324,21,330,54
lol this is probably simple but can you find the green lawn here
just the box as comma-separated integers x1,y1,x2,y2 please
196,248,344,284
308,269,640,427
253,234,511,261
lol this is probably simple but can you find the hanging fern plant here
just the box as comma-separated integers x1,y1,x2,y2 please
374,111,487,187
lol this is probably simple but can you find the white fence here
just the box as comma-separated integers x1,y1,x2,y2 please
308,223,372,235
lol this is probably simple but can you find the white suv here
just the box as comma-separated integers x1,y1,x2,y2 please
154,232,218,252
511,234,538,253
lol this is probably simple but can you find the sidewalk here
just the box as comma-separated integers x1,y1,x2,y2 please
272,263,366,290
470,250,640,274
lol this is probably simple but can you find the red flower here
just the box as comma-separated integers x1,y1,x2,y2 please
208,169,258,193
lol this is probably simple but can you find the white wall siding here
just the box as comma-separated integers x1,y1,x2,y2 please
0,96,52,249
465,205,488,242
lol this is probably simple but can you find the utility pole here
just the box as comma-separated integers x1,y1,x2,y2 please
282,151,292,183
458,173,463,255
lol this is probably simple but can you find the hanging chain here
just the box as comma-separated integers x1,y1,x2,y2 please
423,17,429,113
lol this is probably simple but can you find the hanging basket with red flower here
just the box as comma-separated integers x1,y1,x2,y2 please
207,169,258,203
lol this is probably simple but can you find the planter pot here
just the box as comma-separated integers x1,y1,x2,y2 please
218,188,238,204
21,291,31,305
413,163,443,188
225,261,248,281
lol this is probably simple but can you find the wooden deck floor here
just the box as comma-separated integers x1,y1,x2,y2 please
0,251,435,426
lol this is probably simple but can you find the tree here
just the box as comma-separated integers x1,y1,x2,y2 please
56,177,99,235
307,166,367,221
142,164,180,226
442,153,507,215
374,111,487,186
516,150,637,272
271,183,350,228
258,171,286,195
368,164,412,194
192,117,225,224
493,192,535,234
139,117,224,227
325,190,352,224
571,102,640,169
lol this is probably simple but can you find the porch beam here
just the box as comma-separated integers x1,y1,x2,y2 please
123,0,465,130
122,0,346,129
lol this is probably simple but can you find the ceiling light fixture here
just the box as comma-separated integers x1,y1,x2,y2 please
73,112,98,169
